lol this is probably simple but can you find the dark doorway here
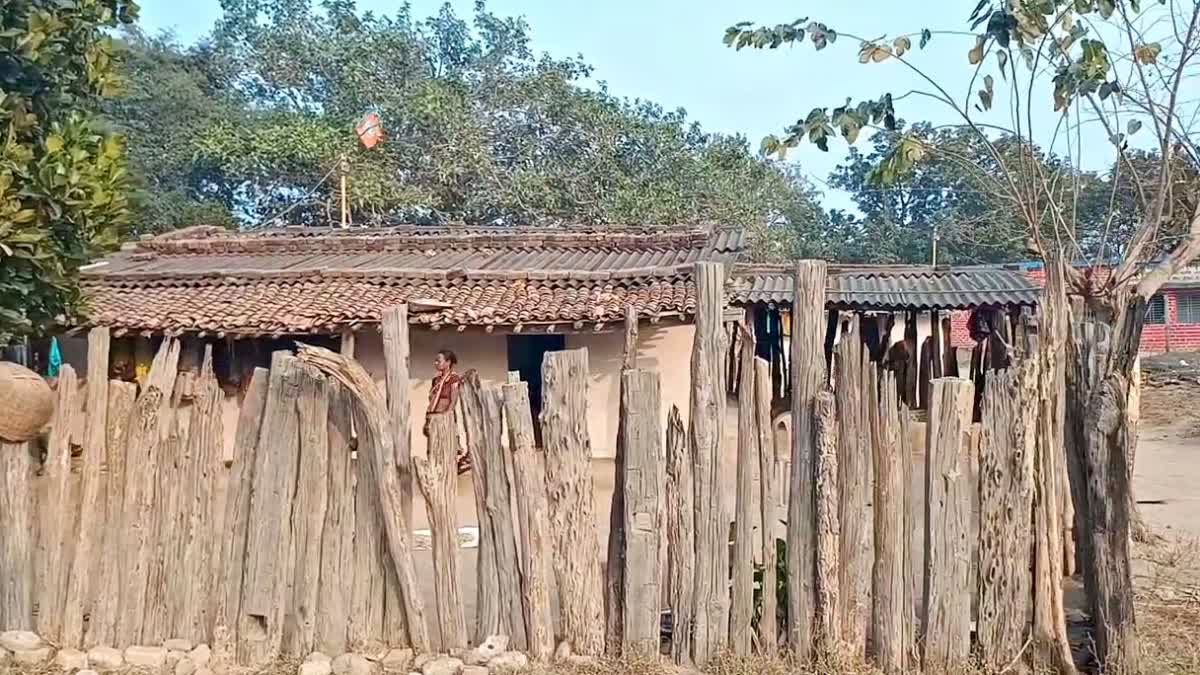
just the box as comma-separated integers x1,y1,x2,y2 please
506,334,565,443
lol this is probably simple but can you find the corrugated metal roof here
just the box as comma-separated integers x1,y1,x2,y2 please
730,265,1040,310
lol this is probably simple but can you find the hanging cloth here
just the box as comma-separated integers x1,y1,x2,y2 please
47,337,62,378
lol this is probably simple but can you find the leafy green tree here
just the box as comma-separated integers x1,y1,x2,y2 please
1,0,140,343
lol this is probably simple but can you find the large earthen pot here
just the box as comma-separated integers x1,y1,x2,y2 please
0,362,55,442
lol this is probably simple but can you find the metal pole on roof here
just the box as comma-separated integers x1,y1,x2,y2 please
931,223,939,266
339,153,350,229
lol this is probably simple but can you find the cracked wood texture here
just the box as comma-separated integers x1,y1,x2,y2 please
620,368,663,658
976,363,1037,671
729,326,757,656
754,357,780,657
787,260,827,658
540,348,605,656
461,374,501,644
211,367,268,663
285,366,330,657
88,378,137,647
382,305,413,533
116,338,180,646
690,261,729,665
350,395,387,653
38,364,77,643
62,328,109,647
238,352,303,666
0,438,34,630
316,382,356,655
870,371,906,674
606,304,639,655
504,378,554,662
920,377,974,673
813,390,840,653
665,405,694,665
415,411,468,651
835,318,870,654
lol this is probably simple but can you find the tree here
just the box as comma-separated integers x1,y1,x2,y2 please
0,0,140,343
727,1,1200,672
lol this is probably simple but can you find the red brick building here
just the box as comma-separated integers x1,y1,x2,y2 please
948,262,1200,353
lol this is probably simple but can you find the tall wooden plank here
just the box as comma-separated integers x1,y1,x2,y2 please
382,305,413,534
606,304,639,655
0,440,35,629
835,317,870,652
238,352,304,665
690,261,729,665
462,380,501,645
929,311,944,378
284,366,330,657
504,378,554,662
903,312,919,407
211,367,269,663
870,371,906,673
786,260,827,658
145,404,186,645
415,411,468,651
87,380,136,647
920,377,974,672
620,369,663,658
813,390,840,652
665,406,693,665
541,348,605,656
350,410,386,652
316,383,356,655
900,401,917,659
729,326,757,655
37,365,78,642
62,328,109,646
977,364,1037,670
754,358,779,657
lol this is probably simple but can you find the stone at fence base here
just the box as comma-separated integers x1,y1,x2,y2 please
382,648,415,673
14,645,54,665
307,652,333,663
196,668,213,675
165,639,194,652
413,654,434,670
175,656,198,675
462,667,488,675
333,653,379,675
88,646,125,671
125,645,168,670
0,630,43,652
55,647,89,671
553,640,572,662
167,649,187,670
301,658,335,675
486,652,528,673
189,644,212,667
79,670,100,675
421,655,464,675
0,646,9,665
464,635,508,666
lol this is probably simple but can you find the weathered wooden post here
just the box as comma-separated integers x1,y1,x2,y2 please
541,349,605,657
835,316,870,652
921,377,974,672
620,368,663,658
787,259,827,657
416,410,469,651
976,364,1036,671
38,364,77,642
754,357,779,657
316,382,356,656
503,377,554,662
813,390,840,653
285,364,330,656
351,410,386,654
606,304,639,654
870,370,906,673
0,438,35,630
729,325,757,655
665,406,693,665
382,305,413,533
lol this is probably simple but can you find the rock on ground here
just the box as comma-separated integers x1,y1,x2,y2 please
300,658,334,675
0,647,9,666
332,653,379,675
176,656,198,675
306,651,333,663
413,654,434,670
78,670,100,675
164,639,193,652
87,646,124,671
462,667,489,675
13,645,55,665
189,644,212,667
125,645,168,669
421,655,464,675
0,630,43,652
382,648,414,673
464,636,509,666
55,647,89,671
486,652,528,673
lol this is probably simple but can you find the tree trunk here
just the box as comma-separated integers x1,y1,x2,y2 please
620,368,663,658
665,406,694,665
316,382,356,656
729,327,757,656
503,378,555,662
787,260,827,658
540,348,606,657
1127,357,1151,543
415,411,468,651
813,390,840,654
921,377,974,673
870,371,906,674
754,357,780,657
835,317,870,654
607,305,639,655
285,365,330,656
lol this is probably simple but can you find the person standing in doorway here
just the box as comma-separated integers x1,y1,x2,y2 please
424,348,471,474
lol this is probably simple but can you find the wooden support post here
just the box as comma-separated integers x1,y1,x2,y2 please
904,311,919,407
212,368,269,663
929,311,943,379
870,370,906,673
918,337,934,411
460,373,499,643
606,304,639,655
0,439,35,630
340,328,356,358
87,379,137,647
920,377,974,672
382,306,413,534
977,363,1037,671
900,399,917,661
729,325,757,655
941,316,958,377
620,369,663,658
813,390,840,653
145,400,185,646
415,411,468,651
315,382,356,655
835,316,870,653
38,364,78,642
541,349,605,657
62,328,109,646
665,406,694,665
691,261,730,665
787,260,827,658
503,377,554,662
754,357,779,657
285,365,330,657
117,338,181,646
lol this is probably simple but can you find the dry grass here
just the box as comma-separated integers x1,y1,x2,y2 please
1135,536,1200,674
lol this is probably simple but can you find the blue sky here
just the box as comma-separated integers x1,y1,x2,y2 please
137,0,1128,210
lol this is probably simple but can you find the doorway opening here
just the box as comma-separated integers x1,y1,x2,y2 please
506,334,565,445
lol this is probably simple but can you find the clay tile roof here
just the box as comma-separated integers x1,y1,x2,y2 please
80,224,739,335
